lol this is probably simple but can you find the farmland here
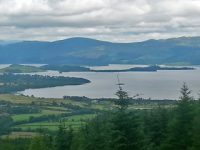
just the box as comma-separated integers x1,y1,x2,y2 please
0,94,175,138
0,94,110,137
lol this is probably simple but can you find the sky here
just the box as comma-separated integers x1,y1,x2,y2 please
0,0,200,42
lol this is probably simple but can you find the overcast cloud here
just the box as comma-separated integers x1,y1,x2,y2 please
0,0,200,42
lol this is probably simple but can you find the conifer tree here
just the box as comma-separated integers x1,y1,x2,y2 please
29,136,48,150
114,75,129,111
55,122,73,150
190,96,200,150
162,83,194,150
143,107,169,150
111,75,143,150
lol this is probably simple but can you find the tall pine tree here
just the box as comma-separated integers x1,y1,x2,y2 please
162,83,194,150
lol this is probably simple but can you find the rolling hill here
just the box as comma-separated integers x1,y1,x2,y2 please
0,36,200,65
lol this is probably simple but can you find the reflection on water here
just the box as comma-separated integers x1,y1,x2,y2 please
18,65,200,100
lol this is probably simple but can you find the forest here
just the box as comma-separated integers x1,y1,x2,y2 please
0,84,200,150
0,73,90,93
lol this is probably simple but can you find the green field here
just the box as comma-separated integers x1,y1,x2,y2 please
12,109,69,122
0,94,107,136
0,94,175,138
16,114,96,131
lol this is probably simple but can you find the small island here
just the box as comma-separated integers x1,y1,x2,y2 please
0,64,45,73
40,64,91,72
0,73,90,94
0,64,195,74
93,65,195,72
40,64,195,72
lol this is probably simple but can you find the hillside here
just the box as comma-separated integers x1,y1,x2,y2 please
0,74,90,94
0,64,45,73
0,37,200,65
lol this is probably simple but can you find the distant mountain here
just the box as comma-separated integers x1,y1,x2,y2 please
0,37,200,65
0,40,21,46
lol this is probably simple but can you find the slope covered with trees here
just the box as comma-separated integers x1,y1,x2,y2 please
0,74,90,93
0,37,200,65
0,84,200,150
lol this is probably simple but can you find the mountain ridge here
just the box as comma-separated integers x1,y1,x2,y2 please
0,36,200,65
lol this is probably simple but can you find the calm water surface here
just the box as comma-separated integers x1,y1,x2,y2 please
16,64,200,100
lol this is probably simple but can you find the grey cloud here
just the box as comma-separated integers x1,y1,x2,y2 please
0,0,200,42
